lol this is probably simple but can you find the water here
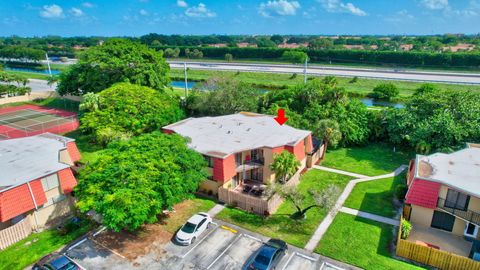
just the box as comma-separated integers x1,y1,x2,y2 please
169,80,197,89
360,98,405,109
5,67,61,75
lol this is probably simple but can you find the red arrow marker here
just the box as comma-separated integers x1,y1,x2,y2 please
274,108,288,125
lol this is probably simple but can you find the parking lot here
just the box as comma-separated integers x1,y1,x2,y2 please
66,221,358,270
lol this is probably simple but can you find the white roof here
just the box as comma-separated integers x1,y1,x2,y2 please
0,133,73,191
163,112,311,158
415,145,480,197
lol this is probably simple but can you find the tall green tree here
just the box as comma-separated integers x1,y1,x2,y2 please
76,132,208,231
270,151,300,184
57,39,170,95
80,83,184,145
315,119,342,156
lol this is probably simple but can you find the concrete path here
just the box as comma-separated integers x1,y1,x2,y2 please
312,165,369,179
304,164,408,252
207,203,225,218
339,207,400,226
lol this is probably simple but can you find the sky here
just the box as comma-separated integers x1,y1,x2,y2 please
1,0,480,37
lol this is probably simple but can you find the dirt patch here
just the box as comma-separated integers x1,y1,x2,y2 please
93,199,197,260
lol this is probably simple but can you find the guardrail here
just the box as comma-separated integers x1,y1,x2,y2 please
437,198,480,226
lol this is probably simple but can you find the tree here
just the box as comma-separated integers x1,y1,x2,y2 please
308,38,334,50
270,35,284,45
163,48,180,58
371,83,399,101
385,90,480,152
76,132,208,231
186,76,261,116
281,51,308,64
80,83,184,145
414,83,438,95
79,92,100,113
270,151,300,184
185,48,203,59
274,184,340,219
57,39,170,95
315,119,342,157
256,38,276,48
225,53,233,62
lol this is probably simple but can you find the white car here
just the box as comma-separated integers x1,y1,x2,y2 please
175,212,212,245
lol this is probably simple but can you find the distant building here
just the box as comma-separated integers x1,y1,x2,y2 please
400,44,414,51
208,43,227,48
443,43,475,52
278,43,309,49
237,42,257,48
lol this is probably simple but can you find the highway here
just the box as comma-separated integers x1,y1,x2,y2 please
169,61,480,85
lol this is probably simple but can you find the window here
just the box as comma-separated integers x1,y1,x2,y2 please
465,222,479,238
235,153,242,166
445,189,470,211
203,155,214,168
41,174,59,192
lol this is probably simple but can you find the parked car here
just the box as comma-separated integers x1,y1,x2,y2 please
175,212,212,245
243,239,288,270
32,253,82,270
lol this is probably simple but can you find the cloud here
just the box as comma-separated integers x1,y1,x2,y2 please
139,9,149,16
70,8,84,17
185,3,216,18
319,0,367,16
82,2,94,8
39,4,64,19
385,9,415,23
420,0,449,10
177,0,188,8
259,0,301,17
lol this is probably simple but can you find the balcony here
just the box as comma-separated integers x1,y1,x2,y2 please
235,158,264,173
437,198,480,226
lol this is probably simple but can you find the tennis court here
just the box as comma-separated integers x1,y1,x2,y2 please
0,105,79,140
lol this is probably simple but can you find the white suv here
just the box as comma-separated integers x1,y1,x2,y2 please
175,212,212,245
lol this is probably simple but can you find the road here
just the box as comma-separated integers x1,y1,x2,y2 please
169,61,480,85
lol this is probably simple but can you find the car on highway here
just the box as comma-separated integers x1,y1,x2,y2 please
243,239,288,270
175,212,212,245
32,253,82,270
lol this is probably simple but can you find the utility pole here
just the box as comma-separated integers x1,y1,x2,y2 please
184,62,188,98
45,53,52,77
303,57,308,84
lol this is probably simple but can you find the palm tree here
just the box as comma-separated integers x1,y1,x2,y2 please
315,119,342,159
270,151,300,184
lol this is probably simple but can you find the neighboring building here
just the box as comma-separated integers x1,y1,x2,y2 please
400,44,414,51
237,42,258,48
443,43,475,52
207,43,227,48
0,133,81,234
405,143,480,258
162,112,323,197
278,43,309,49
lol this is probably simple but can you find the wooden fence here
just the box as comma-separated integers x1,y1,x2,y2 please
396,217,480,270
218,166,303,215
0,218,32,250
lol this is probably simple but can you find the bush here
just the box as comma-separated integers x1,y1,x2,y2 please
395,184,407,201
401,219,412,239
349,76,358,83
163,48,180,58
282,51,308,64
370,83,399,101
290,73,298,79
225,53,233,62
185,48,203,59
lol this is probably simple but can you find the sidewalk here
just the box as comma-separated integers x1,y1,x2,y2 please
312,165,369,179
304,165,407,252
339,207,399,226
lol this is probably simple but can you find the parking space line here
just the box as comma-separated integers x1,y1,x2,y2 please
206,233,242,269
90,238,127,259
242,233,262,242
67,238,87,251
181,224,220,258
320,262,346,270
281,252,296,270
296,252,317,262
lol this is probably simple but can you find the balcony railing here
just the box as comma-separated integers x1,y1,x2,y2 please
437,198,480,226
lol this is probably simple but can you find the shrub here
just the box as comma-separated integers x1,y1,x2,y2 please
401,219,412,239
349,76,358,83
370,83,399,101
281,51,308,64
395,184,408,201
225,53,233,62
290,73,298,79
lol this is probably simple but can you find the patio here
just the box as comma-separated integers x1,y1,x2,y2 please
233,179,267,198
407,223,473,257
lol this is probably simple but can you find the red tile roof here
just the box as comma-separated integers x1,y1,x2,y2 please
67,142,81,163
58,169,77,194
0,180,47,222
405,179,441,209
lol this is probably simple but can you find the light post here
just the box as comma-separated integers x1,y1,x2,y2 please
184,62,188,98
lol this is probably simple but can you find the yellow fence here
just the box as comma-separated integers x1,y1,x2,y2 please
397,217,480,270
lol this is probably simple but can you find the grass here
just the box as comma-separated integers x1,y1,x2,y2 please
0,97,80,112
170,68,480,98
315,213,424,270
321,143,412,176
344,173,406,218
63,130,103,164
216,170,352,247
0,220,94,270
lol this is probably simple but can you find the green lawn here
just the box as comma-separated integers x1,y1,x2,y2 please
170,68,480,98
315,213,424,270
321,143,412,176
344,173,406,218
0,97,79,112
216,170,352,247
0,220,94,270
63,130,104,164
